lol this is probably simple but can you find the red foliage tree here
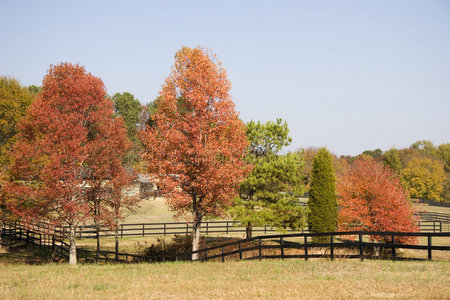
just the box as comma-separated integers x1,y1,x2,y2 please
337,158,419,244
141,47,249,259
4,63,131,264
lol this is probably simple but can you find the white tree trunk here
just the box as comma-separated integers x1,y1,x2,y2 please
0,221,4,250
192,219,201,261
69,225,77,265
115,219,119,261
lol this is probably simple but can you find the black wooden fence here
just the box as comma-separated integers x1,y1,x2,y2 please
416,212,450,232
2,222,449,263
191,231,450,262
0,222,184,263
69,221,309,239
0,222,93,263
415,211,450,223
61,210,450,238
63,219,444,239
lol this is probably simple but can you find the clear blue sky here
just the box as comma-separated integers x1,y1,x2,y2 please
1,0,449,156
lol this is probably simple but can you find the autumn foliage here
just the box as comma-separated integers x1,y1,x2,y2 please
402,157,446,201
3,63,131,264
337,158,419,244
141,47,249,257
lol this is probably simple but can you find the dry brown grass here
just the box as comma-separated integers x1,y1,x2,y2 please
0,260,448,299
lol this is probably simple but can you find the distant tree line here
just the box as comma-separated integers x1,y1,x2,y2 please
301,142,449,203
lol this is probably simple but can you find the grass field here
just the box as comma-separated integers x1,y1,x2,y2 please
1,197,449,299
0,260,448,299
121,197,176,224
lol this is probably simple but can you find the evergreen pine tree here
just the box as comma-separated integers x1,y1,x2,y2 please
230,119,307,238
307,148,337,242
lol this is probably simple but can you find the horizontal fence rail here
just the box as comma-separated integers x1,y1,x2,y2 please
70,221,309,239
0,222,92,263
415,212,450,223
192,231,450,263
2,222,450,264
0,222,185,263
62,220,445,239
2,218,446,244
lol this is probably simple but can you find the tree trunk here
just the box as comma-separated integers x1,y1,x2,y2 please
191,195,203,261
94,203,100,262
246,223,252,239
192,217,202,261
69,225,77,265
115,219,119,261
375,246,380,258
95,223,100,262
0,221,4,250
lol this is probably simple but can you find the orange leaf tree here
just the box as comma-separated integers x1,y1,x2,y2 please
337,158,418,244
4,63,131,264
141,47,249,259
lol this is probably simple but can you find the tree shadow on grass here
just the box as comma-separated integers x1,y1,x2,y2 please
0,242,56,264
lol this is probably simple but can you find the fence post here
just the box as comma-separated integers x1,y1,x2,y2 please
142,224,145,237
359,233,364,261
221,247,225,262
186,223,189,235
164,223,166,236
226,222,229,235
433,221,435,233
26,231,29,244
427,235,432,260
121,224,124,238
304,235,308,261
52,236,55,255
330,234,334,261
206,222,209,235
280,236,284,260
39,233,42,248
391,234,396,261
264,225,267,234
258,238,262,260
238,241,242,260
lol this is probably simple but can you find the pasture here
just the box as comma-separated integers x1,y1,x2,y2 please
1,196,449,300
0,260,448,299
